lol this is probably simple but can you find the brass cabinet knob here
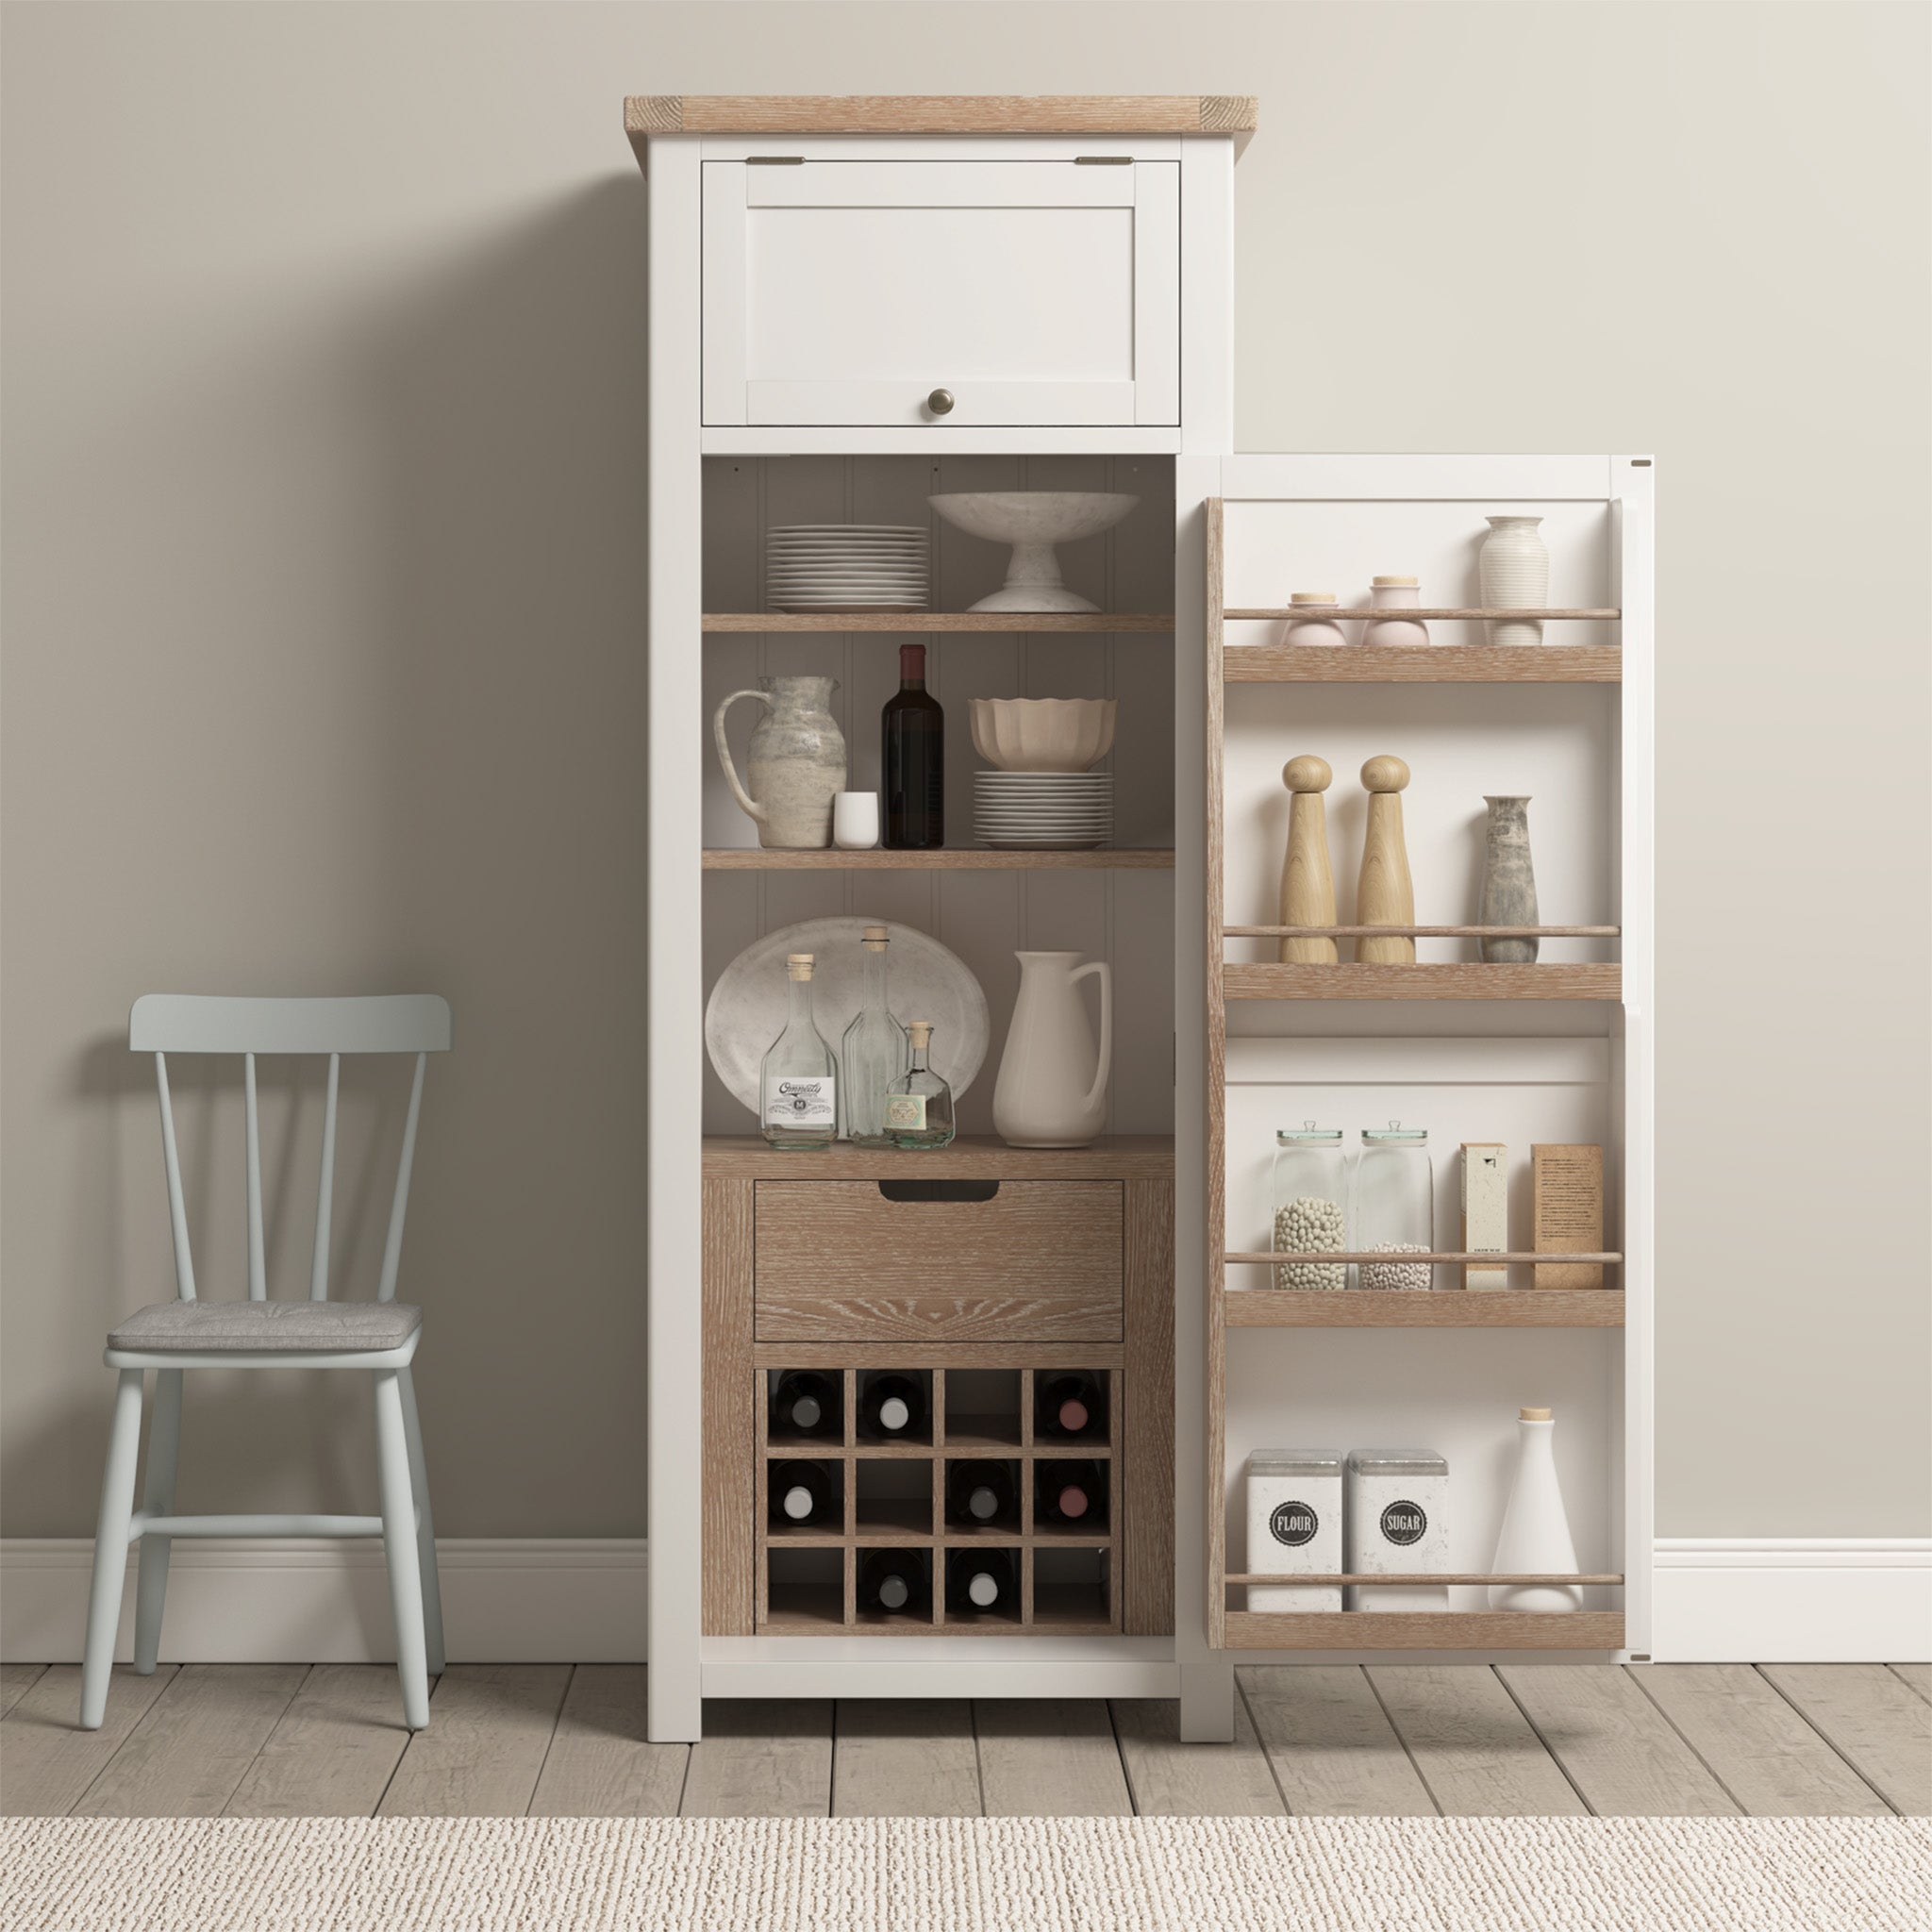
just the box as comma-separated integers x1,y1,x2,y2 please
926,388,956,416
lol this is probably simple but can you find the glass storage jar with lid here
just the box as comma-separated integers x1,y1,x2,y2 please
1355,1122,1434,1290
1272,1123,1348,1291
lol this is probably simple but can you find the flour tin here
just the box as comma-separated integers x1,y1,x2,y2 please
1244,1449,1343,1611
1344,1449,1449,1611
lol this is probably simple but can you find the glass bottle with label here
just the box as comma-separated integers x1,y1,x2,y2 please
884,1021,956,1148
840,924,908,1145
1355,1121,1434,1289
759,953,838,1150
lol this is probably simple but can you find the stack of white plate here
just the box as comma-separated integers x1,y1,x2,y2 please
767,525,929,612
974,773,1114,850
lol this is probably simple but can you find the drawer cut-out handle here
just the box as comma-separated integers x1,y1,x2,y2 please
876,1179,1000,1205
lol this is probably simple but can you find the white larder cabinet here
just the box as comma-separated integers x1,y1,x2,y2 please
701,157,1180,427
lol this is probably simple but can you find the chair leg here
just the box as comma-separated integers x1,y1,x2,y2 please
132,1370,183,1674
397,1367,445,1675
374,1369,430,1731
80,1370,144,1729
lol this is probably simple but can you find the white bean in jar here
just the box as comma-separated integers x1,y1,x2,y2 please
1274,1196,1347,1291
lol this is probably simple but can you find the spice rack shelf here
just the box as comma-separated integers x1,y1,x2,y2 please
758,1364,1122,1635
702,612,1175,633
1202,462,1652,1664
704,848,1175,871
1221,1611,1627,1651
1223,644,1621,683
1222,1290,1626,1329
1223,963,1621,1001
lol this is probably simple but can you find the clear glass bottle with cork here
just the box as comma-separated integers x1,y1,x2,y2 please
758,953,838,1150
884,1022,956,1149
840,924,908,1145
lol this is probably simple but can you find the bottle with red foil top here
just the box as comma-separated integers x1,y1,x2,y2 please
1035,1459,1108,1527
882,643,944,849
1036,1372,1105,1441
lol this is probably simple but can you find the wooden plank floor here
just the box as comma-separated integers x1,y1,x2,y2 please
4,1664,1924,1818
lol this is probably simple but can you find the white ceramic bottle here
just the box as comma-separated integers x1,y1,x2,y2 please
1488,1407,1583,1610
1478,516,1549,647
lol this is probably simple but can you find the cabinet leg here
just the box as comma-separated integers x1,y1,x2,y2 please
1177,1654,1236,1742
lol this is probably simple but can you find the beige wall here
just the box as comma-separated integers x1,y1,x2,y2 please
4,3,1926,1542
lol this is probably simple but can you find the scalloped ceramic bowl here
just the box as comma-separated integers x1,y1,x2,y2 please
969,697,1118,774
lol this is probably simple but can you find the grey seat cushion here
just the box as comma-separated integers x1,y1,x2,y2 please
108,1300,422,1354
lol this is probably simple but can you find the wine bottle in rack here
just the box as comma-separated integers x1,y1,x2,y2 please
768,1459,837,1527
858,1549,926,1618
882,643,944,849
945,1547,1017,1615
1036,1372,1106,1441
945,1460,1018,1527
771,1371,839,1440
858,1371,926,1441
1035,1458,1107,1526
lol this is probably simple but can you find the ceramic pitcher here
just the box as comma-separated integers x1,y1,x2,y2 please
713,676,847,849
993,951,1113,1148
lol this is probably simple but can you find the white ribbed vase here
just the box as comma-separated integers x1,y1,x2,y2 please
1479,516,1549,647
1488,1408,1583,1611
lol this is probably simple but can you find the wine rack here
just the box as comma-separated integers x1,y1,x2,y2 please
758,1363,1119,1634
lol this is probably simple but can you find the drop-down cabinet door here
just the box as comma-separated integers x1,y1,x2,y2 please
701,158,1180,428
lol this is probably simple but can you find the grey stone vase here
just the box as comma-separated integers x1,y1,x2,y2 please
1479,795,1540,962
713,676,848,850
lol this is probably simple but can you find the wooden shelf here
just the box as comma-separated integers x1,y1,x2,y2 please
1223,962,1621,1001
1224,644,1620,683
705,848,1174,871
703,611,1174,633
627,93,1258,143
1225,1252,1622,1266
1223,1611,1625,1651
1226,1574,1624,1588
1224,1290,1625,1328
1225,608,1620,622
704,1135,1174,1180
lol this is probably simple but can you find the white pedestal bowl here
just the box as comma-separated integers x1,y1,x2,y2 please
928,492,1140,612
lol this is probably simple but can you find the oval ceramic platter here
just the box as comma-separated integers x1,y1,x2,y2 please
705,917,991,1122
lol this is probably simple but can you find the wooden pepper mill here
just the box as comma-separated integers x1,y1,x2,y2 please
1277,756,1338,962
1356,754,1415,962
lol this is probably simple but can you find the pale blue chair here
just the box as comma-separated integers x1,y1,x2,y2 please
80,994,452,1732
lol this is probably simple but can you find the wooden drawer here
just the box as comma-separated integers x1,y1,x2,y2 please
701,159,1180,428
753,1179,1123,1341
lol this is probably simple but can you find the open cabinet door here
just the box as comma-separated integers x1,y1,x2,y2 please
1190,455,1652,1671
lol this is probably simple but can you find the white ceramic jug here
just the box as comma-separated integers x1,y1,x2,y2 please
992,951,1112,1148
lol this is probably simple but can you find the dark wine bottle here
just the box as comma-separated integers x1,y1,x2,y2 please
1036,1372,1105,1440
768,1459,836,1527
858,1549,926,1618
945,1459,1018,1526
771,1371,839,1439
858,1371,925,1440
945,1547,1017,1615
882,642,944,849
1035,1458,1108,1526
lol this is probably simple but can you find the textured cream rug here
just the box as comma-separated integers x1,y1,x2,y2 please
4,1816,1926,1930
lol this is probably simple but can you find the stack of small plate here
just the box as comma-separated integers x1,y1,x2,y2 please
973,773,1114,850
766,526,929,612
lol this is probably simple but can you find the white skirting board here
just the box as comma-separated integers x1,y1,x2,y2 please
7,1537,1926,1665
0,1539,648,1664
1653,1540,1931,1662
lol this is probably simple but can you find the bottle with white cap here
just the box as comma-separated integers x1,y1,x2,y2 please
1488,1407,1583,1611
767,1459,835,1528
